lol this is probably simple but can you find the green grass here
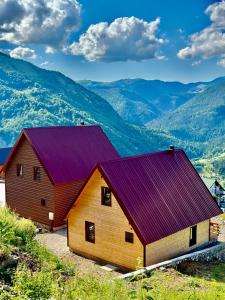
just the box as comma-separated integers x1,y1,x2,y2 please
220,213,225,221
0,208,225,299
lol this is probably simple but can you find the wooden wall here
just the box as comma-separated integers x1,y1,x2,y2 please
68,169,143,270
5,137,54,226
0,164,4,178
145,219,210,266
54,180,84,227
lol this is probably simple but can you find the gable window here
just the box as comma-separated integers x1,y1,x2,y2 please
125,231,134,243
101,187,112,206
16,164,23,177
33,167,41,181
189,225,197,247
85,221,95,243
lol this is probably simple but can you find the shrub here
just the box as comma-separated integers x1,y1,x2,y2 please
0,208,35,248
13,265,56,300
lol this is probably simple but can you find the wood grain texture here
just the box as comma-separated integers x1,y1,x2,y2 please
5,136,54,226
54,180,84,227
68,169,143,270
145,220,210,266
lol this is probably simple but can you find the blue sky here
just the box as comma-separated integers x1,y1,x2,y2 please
0,0,225,83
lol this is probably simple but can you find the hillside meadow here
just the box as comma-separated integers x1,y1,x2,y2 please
0,208,224,299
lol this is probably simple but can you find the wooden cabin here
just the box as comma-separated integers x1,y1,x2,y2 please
202,177,225,209
67,149,222,270
0,147,12,179
4,125,119,230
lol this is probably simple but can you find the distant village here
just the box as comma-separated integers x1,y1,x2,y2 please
0,124,224,271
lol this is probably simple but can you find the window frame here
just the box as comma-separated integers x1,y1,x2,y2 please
101,186,112,206
85,221,95,243
33,166,41,181
125,231,134,243
189,225,197,247
16,163,23,177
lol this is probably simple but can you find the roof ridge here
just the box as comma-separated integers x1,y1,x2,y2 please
100,148,184,166
24,125,100,130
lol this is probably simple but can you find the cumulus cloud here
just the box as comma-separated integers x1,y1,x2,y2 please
9,46,37,59
177,1,225,66
69,16,166,62
0,0,81,48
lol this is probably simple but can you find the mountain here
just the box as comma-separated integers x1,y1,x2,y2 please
79,79,208,126
148,78,225,155
0,52,189,157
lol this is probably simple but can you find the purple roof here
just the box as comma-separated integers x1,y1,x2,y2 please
99,149,222,245
21,125,119,185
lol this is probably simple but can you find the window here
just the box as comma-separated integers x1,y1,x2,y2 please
189,225,197,246
125,232,134,243
41,199,46,207
101,187,112,206
85,221,95,243
33,167,41,181
16,164,23,177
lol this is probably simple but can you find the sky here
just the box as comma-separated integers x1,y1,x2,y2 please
0,0,225,83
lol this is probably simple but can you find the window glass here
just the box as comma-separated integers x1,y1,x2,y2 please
125,231,134,243
101,187,112,206
85,221,95,243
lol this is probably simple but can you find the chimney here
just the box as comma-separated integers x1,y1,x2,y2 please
80,120,85,126
169,145,175,151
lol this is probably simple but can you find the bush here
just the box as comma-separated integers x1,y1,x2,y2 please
13,265,56,300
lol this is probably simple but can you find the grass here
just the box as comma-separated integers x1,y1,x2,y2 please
220,213,225,221
0,208,225,299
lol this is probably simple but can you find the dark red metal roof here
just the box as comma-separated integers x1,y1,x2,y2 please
99,149,222,245
20,125,119,185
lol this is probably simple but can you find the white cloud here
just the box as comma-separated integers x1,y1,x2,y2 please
40,61,49,67
45,46,55,54
9,46,37,59
0,0,81,48
69,16,166,62
191,60,201,67
217,57,225,67
177,1,225,67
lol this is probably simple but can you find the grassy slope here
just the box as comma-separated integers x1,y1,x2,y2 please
0,208,224,299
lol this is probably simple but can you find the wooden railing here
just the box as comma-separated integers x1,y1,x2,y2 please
210,221,221,240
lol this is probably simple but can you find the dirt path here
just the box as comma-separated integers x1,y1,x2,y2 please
36,229,123,278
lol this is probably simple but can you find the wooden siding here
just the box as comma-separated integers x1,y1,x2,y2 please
54,180,84,227
145,220,210,266
5,137,54,226
68,169,143,270
0,165,4,178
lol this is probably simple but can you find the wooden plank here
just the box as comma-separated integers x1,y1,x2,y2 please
68,169,144,270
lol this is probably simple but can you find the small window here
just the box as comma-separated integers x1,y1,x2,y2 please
41,199,46,207
189,225,197,246
17,164,23,177
101,187,112,206
85,221,95,243
33,167,41,181
125,232,134,243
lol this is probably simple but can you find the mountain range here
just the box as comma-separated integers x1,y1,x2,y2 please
0,52,224,166
0,52,184,157
80,78,225,158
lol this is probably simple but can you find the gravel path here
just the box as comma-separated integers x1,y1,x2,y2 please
36,229,124,278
